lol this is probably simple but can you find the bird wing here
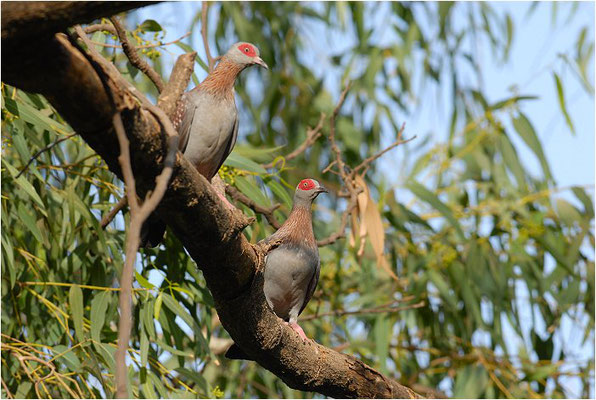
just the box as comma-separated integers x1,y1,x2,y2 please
212,115,239,175
299,256,320,316
175,94,195,154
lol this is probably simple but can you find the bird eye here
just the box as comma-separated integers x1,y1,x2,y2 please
244,47,249,53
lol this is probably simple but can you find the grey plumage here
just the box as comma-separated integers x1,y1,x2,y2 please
226,179,327,360
140,42,268,248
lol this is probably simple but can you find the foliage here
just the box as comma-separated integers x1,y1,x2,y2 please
1,2,594,399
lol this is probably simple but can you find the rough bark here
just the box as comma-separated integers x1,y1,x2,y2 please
1,3,421,398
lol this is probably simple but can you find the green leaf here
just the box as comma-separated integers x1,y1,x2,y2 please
234,176,271,208
555,198,582,227
90,291,110,344
407,181,465,240
489,95,537,111
142,299,156,339
52,345,82,372
140,329,149,367
503,14,513,61
553,72,575,135
14,99,71,134
69,284,85,343
571,186,594,216
139,19,163,32
374,315,390,374
135,271,154,289
512,112,553,181
148,371,168,398
17,204,43,244
175,367,209,396
154,338,189,357
453,364,489,398
154,291,163,320
265,177,293,210
4,162,47,215
498,133,526,190
224,152,267,174
161,292,195,331
427,269,458,310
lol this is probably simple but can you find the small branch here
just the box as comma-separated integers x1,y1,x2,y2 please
301,300,425,321
109,16,165,93
100,195,128,229
316,195,359,247
84,23,116,35
16,133,76,178
263,113,326,169
226,185,282,229
201,2,215,72
352,123,414,174
157,51,196,118
89,31,191,49
112,109,178,398
1,377,13,399
76,24,181,399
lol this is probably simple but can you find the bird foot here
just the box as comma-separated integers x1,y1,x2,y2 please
287,322,309,341
215,189,236,210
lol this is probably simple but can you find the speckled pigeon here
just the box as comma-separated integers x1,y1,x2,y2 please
226,178,327,360
141,42,268,248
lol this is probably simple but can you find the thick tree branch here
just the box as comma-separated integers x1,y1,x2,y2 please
1,1,156,41
1,3,421,398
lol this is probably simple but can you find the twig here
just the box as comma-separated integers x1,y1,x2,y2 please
201,2,215,72
1,377,13,399
15,133,76,178
84,23,116,35
316,196,359,247
263,113,326,169
100,195,128,229
112,111,177,398
301,300,425,321
89,31,191,50
74,25,181,399
109,16,165,93
226,185,282,229
323,83,352,181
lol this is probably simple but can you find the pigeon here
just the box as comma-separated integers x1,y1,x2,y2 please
226,178,327,360
141,42,268,248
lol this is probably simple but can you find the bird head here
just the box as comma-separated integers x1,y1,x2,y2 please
224,42,269,69
294,178,327,204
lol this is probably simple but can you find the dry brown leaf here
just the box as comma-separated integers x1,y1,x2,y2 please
355,175,399,281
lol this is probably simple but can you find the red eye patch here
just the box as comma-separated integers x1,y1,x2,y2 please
298,179,316,191
238,43,256,57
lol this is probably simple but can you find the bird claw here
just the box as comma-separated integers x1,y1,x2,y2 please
287,322,309,342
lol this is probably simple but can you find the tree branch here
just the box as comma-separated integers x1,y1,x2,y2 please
89,31,191,49
226,185,282,229
201,2,215,72
109,16,165,93
2,4,421,398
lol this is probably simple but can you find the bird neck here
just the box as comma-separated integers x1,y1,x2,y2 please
276,203,316,249
200,58,246,100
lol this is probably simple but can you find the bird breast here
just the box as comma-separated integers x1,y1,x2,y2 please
263,245,319,321
183,93,237,179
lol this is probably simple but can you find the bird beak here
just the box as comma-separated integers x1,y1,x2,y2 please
316,186,328,194
253,57,269,69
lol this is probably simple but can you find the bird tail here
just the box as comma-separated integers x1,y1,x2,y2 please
140,214,167,248
224,343,253,361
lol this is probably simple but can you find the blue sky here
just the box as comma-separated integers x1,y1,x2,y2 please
131,2,594,397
